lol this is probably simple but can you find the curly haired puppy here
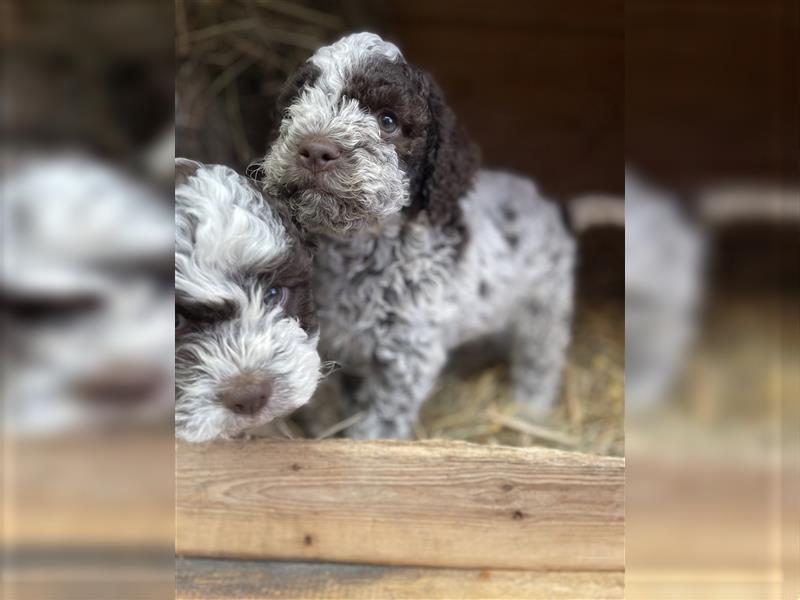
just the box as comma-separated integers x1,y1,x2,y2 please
262,33,575,439
3,154,174,434
175,159,320,442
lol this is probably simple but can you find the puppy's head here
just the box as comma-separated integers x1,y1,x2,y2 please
175,159,320,442
2,154,175,435
261,32,479,234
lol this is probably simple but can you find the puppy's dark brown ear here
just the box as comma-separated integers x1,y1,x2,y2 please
414,68,480,229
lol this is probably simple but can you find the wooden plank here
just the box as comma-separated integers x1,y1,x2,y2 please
4,567,173,600
177,440,624,571
626,568,782,600
3,433,175,548
176,557,624,600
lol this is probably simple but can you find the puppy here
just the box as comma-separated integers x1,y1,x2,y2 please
2,153,174,434
175,159,320,442
262,33,575,439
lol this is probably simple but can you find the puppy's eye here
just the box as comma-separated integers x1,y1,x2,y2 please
265,286,289,306
175,312,189,334
378,111,399,135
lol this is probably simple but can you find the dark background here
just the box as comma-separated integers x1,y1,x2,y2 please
626,0,798,197
375,0,624,201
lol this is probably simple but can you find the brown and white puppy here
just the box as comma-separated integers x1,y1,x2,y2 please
175,159,320,442
2,153,174,435
262,33,575,439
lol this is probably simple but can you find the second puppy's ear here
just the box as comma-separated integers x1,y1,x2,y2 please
415,68,480,229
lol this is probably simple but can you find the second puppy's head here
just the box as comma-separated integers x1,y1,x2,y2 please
175,159,319,442
261,32,479,234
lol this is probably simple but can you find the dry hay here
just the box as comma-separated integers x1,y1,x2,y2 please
176,0,359,169
418,298,624,457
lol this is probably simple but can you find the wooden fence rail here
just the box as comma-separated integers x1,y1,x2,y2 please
177,439,624,571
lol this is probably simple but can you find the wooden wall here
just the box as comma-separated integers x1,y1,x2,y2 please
626,0,798,193
374,0,625,201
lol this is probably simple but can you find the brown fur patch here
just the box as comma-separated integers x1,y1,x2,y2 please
342,57,480,250
412,65,480,237
176,297,237,326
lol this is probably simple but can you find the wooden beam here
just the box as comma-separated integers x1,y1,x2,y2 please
3,434,174,549
177,440,624,571
177,557,624,600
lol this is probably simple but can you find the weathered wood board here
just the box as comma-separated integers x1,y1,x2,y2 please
177,439,624,571
3,434,175,548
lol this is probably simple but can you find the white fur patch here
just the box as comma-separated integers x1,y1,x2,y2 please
310,32,403,95
176,161,290,304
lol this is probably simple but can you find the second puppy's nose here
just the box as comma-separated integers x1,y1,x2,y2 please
297,137,341,172
221,378,272,416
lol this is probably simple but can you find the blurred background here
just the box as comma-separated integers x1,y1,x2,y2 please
625,1,798,598
176,0,625,455
2,1,174,598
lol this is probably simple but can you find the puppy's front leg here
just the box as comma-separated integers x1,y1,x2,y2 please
345,342,447,440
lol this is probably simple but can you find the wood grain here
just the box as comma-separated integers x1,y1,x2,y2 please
177,439,624,571
177,557,624,600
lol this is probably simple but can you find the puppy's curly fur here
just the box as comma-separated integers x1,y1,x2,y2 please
262,33,575,439
175,159,320,441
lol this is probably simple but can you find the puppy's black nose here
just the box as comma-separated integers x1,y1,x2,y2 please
297,137,341,172
221,378,272,416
